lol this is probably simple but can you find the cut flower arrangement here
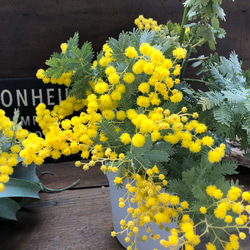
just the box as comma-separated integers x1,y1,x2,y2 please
2,0,250,249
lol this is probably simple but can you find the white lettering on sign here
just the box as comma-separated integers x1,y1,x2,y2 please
58,88,68,102
0,85,69,131
21,116,31,126
58,88,62,102
20,116,38,126
1,89,13,107
47,88,55,105
31,89,43,106
33,115,37,126
16,89,28,106
35,130,43,137
0,88,68,107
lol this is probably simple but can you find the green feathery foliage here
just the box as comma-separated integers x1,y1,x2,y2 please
167,145,238,205
44,33,94,99
96,118,120,145
185,51,250,150
183,0,234,50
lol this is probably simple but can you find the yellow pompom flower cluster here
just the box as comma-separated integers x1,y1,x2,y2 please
36,68,74,86
134,15,161,31
36,41,73,86
0,109,30,192
125,46,138,59
60,43,67,54
20,133,46,165
99,43,113,67
99,42,219,159
0,151,19,192
110,169,250,250
33,39,225,176
196,185,250,249
35,96,86,134
172,47,187,60
110,166,187,248
109,165,206,250
130,43,184,106
20,92,103,165
28,101,105,164
0,109,15,138
208,143,226,163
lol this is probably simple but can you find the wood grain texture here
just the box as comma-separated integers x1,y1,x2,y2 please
219,1,250,69
0,0,249,78
37,160,109,190
0,188,124,250
0,0,182,78
0,162,120,250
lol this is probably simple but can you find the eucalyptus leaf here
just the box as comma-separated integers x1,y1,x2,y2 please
11,162,39,183
191,60,203,68
0,198,21,221
0,178,40,199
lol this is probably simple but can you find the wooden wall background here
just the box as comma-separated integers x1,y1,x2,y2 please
1,0,249,79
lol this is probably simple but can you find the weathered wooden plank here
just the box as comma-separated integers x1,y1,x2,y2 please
1,185,250,249
38,160,109,190
219,2,250,70
0,0,182,78
0,187,124,250
0,0,249,78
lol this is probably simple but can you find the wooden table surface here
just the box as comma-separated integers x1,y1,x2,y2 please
1,160,250,250
0,161,124,250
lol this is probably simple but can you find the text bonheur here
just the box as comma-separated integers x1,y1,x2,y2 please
0,88,68,107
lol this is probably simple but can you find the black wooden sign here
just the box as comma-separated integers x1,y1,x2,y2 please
0,78,68,136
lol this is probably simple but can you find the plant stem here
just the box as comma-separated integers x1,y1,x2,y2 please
179,5,193,80
179,5,190,45
183,78,208,85
39,179,80,192
180,44,192,80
